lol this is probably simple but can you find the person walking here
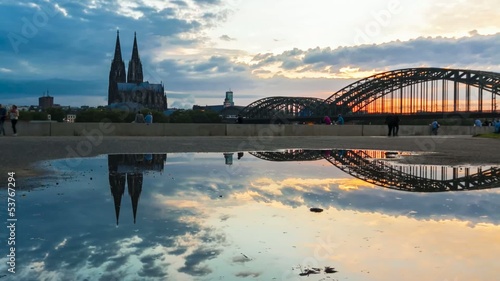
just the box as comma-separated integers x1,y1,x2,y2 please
0,104,6,136
385,114,394,136
431,119,440,135
392,114,400,136
9,105,19,136
495,119,500,133
145,112,153,125
134,111,145,123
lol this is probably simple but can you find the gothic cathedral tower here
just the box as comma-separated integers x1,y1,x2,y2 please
127,32,143,84
108,30,126,105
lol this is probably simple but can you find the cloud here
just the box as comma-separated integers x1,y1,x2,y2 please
235,271,261,277
251,33,500,78
421,0,500,37
219,34,236,41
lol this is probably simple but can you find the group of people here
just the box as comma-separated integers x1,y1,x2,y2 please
386,114,442,136
0,104,19,136
323,114,344,125
475,118,500,133
134,111,153,124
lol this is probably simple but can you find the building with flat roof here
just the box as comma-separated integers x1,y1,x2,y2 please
39,91,54,110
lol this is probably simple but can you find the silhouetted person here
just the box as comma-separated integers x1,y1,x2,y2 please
0,104,6,136
392,114,400,136
385,114,394,136
237,114,243,124
135,111,145,123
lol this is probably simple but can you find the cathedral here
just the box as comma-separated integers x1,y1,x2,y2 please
108,31,168,111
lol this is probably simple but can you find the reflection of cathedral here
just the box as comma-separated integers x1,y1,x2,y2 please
108,31,168,111
108,154,167,225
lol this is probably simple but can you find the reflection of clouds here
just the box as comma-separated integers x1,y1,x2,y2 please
54,238,68,250
14,154,500,280
316,210,500,281
238,175,500,225
235,271,261,277
250,177,375,193
232,255,251,263
179,247,222,276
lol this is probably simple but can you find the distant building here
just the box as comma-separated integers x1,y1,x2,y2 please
223,153,234,165
223,90,234,107
193,90,244,121
29,105,41,112
65,114,76,123
108,31,168,111
39,91,54,110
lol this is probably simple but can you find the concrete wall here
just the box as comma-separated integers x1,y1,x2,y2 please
8,121,497,137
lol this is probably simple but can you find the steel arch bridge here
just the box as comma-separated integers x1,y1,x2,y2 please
249,149,500,192
238,96,331,122
325,67,500,115
238,67,500,121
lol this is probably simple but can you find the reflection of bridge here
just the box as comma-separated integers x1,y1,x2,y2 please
239,68,500,122
249,150,500,192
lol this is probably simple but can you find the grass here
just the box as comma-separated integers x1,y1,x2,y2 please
473,133,500,139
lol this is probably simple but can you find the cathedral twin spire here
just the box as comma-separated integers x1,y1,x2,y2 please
110,30,143,85
108,30,167,110
128,32,143,84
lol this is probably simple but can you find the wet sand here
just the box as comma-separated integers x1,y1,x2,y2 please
1,135,499,184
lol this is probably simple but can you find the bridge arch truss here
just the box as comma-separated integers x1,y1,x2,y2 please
325,67,500,115
249,149,500,192
238,96,330,120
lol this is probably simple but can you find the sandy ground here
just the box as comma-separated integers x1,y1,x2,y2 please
1,135,499,184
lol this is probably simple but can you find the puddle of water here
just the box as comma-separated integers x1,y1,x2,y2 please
1,149,500,281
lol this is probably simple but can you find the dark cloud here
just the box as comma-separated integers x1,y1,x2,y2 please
178,247,223,276
194,0,222,5
168,247,189,255
171,0,188,7
235,271,261,278
138,253,169,278
232,255,251,263
220,34,236,41
252,33,500,73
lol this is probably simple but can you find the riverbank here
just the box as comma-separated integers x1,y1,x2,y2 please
1,135,499,185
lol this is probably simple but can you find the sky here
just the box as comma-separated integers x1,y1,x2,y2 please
1,0,500,109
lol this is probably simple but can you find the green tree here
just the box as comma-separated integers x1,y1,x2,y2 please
18,111,47,121
45,107,66,122
169,110,192,123
169,110,220,123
